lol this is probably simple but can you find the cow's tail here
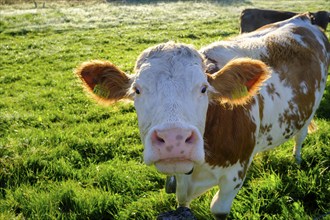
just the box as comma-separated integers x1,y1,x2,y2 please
308,120,318,134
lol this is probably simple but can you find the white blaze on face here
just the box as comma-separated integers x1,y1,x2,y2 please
131,43,209,174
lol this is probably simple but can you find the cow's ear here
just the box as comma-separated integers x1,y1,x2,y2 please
208,58,270,105
75,60,133,104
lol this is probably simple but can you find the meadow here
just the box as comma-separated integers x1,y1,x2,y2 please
0,0,329,219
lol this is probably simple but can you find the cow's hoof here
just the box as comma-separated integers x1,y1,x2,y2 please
157,207,197,220
214,213,228,220
165,176,176,194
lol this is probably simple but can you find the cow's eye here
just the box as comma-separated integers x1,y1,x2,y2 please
134,87,141,95
201,85,208,94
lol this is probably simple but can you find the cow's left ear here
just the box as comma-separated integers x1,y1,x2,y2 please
208,58,270,105
75,60,133,104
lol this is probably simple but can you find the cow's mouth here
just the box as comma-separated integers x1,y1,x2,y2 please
154,159,194,174
185,167,194,175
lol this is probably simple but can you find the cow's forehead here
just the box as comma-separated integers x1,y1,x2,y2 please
136,58,206,83
135,42,205,71
134,42,207,87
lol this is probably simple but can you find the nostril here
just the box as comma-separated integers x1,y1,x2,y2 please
185,132,195,144
157,136,165,143
152,130,166,145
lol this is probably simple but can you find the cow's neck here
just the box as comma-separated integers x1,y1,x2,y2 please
203,101,257,168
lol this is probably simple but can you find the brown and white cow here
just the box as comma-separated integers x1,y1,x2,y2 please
240,8,330,33
76,14,329,219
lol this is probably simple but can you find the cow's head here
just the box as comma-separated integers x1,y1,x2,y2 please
76,42,269,174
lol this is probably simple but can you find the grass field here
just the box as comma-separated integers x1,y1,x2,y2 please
0,0,329,219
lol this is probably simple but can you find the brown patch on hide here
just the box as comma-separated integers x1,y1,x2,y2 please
260,123,272,135
238,160,250,180
266,83,280,100
204,102,256,168
234,184,241,189
257,94,265,122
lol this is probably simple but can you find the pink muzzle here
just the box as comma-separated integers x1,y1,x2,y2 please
148,126,204,174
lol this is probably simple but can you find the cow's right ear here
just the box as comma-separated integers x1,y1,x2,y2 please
75,60,133,104
207,58,270,105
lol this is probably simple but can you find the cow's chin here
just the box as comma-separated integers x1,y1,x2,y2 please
155,160,194,175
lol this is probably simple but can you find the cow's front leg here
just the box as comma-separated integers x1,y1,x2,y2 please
176,172,215,207
176,174,190,207
211,161,251,219
158,172,214,219
158,175,196,220
211,187,241,220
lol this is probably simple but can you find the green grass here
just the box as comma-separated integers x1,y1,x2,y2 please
1,0,329,219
